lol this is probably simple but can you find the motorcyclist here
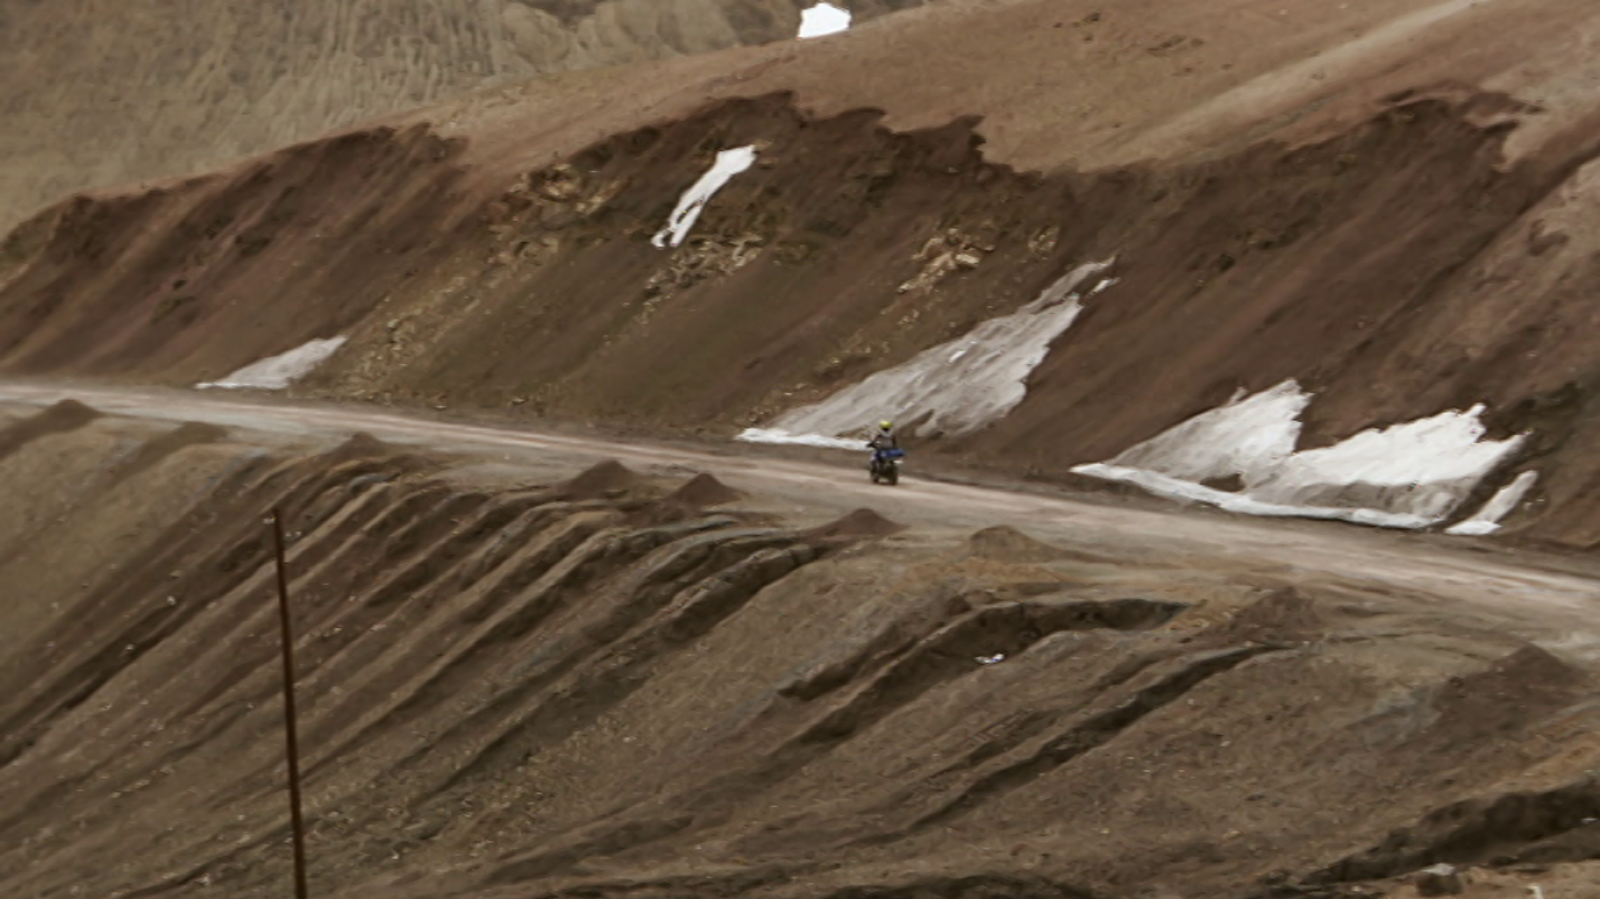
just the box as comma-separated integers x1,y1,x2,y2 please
866,421,903,483
867,420,898,453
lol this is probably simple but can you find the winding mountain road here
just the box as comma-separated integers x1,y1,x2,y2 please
4,378,1598,657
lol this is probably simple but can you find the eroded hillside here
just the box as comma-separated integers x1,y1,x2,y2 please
4,79,1600,544
5,0,1600,546
4,395,1600,899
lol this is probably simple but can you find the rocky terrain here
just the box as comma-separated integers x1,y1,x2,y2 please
7,0,1600,897
4,390,1600,899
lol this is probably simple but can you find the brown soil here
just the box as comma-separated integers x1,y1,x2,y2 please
10,4,1600,897
804,506,907,539
558,458,642,498
669,471,746,506
2,405,1599,899
964,525,1074,564
0,399,100,462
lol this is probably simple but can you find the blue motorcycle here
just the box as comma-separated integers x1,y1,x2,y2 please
869,447,905,486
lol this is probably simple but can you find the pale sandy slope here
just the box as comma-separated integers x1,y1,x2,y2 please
9,0,1595,235
419,0,1600,180
0,0,926,232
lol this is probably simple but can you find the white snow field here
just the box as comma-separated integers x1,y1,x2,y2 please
797,3,852,39
650,146,758,249
1073,381,1528,530
736,260,1115,448
195,336,347,390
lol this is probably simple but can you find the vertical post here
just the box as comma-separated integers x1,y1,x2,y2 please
271,508,311,899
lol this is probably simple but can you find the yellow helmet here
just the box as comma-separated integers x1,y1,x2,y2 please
879,420,893,431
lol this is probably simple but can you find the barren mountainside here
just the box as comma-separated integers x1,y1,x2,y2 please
11,2,1600,897
6,0,1600,542
0,0,925,232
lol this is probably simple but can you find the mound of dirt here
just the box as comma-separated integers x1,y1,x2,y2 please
559,459,639,499
104,421,227,486
1211,587,1325,646
327,431,395,462
0,400,101,462
668,472,745,507
1427,644,1587,742
805,507,907,540
964,525,1072,563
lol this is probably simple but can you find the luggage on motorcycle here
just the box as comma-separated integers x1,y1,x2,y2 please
869,448,904,486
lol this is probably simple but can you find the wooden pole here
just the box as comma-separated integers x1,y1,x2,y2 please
271,508,311,899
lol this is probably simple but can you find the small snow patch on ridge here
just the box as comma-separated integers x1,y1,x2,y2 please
196,337,346,390
1073,380,1526,531
798,3,852,39
651,146,758,249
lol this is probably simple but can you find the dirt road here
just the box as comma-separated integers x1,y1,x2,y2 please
4,378,1597,655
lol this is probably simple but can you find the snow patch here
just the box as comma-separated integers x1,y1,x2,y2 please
1071,462,1443,529
1073,381,1526,530
1446,470,1538,536
650,146,758,249
1107,381,1307,486
196,337,347,390
798,3,852,38
735,428,868,452
737,260,1115,450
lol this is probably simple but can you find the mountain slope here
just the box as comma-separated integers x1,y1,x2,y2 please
0,0,927,232
4,0,1600,543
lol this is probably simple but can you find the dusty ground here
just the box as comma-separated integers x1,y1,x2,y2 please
3,382,1600,899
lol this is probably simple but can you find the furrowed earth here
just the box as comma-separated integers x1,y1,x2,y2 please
6,2,1600,898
